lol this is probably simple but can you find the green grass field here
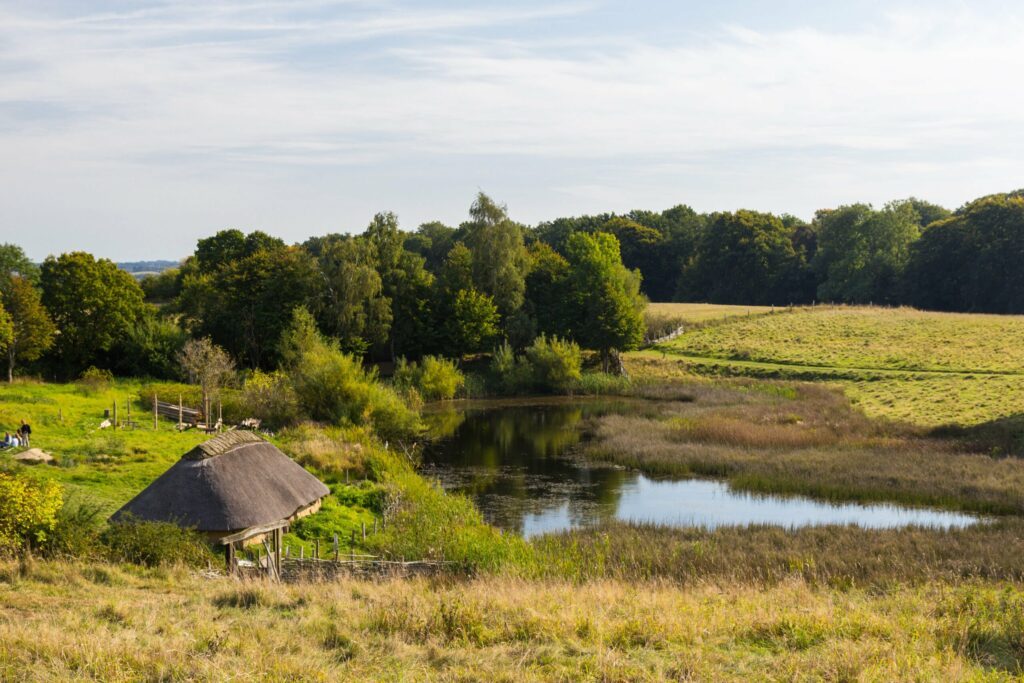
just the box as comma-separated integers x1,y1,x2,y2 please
641,305,1024,427
0,380,208,514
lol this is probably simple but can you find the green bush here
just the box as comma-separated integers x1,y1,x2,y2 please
0,473,63,555
241,369,302,429
41,496,104,559
524,335,582,393
489,337,582,394
101,518,215,567
77,366,113,394
489,341,531,394
291,342,420,439
393,356,464,401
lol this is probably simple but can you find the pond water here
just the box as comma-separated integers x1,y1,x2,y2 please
421,402,981,538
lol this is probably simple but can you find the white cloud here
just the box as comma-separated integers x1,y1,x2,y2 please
0,1,1022,258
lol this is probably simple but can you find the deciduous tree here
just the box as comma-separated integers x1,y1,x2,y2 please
1,276,55,382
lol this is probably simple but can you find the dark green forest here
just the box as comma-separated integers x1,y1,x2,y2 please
1,189,1023,380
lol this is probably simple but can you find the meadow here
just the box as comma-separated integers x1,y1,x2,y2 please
4,557,1024,681
640,304,1024,428
4,304,1024,680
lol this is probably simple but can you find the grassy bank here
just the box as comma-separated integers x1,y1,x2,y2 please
2,557,1024,681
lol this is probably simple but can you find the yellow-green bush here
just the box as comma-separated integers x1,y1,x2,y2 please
0,473,63,554
393,356,465,401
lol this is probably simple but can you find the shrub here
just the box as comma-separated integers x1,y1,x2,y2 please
524,335,582,393
41,497,104,559
393,356,464,402
101,518,214,567
489,338,582,394
489,341,531,394
418,356,465,400
77,366,113,394
241,369,301,429
291,342,420,439
0,473,63,555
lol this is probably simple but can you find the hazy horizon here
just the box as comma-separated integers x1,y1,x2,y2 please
2,0,1023,261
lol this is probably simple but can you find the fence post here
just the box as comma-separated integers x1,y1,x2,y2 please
178,394,183,430
361,522,366,542
113,400,117,429
315,539,320,560
153,394,158,430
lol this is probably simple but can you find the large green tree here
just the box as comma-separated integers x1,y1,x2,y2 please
448,288,500,358
315,236,391,355
0,244,39,289
523,241,570,338
680,210,803,305
40,252,145,375
903,194,1024,313
812,201,920,304
563,232,645,368
0,276,55,382
178,232,321,368
463,193,528,318
364,212,434,359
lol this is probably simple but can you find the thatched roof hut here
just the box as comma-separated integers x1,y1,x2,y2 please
110,431,329,542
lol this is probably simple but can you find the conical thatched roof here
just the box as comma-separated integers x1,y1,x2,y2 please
110,431,329,532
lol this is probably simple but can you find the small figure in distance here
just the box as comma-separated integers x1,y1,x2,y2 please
19,420,31,448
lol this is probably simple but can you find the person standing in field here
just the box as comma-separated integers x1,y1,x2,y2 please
19,420,30,448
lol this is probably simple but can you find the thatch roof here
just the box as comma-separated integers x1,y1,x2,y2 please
110,431,329,532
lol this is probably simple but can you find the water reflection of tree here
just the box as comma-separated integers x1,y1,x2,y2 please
424,405,631,533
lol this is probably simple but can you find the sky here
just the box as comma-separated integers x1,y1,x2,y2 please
1,0,1023,261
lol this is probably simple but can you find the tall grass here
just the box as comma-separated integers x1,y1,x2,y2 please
1,556,1022,681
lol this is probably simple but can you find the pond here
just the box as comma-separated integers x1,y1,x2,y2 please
421,401,981,538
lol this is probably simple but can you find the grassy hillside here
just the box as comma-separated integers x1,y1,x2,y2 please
640,305,1024,427
0,381,207,513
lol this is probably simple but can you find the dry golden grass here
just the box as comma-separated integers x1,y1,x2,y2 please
581,378,1024,513
2,558,1023,681
646,302,777,324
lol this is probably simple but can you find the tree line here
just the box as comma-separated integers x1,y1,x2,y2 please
1,189,1022,381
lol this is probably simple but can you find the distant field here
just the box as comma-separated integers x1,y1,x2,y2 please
636,305,1024,427
659,306,1024,373
645,302,776,325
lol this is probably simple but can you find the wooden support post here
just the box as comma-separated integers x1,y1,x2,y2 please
333,534,339,562
315,539,320,560
218,400,223,432
178,394,183,430
113,400,118,429
300,546,304,560
361,522,366,542
225,543,236,576
153,394,158,430
350,530,355,562
373,518,377,535
274,527,282,578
